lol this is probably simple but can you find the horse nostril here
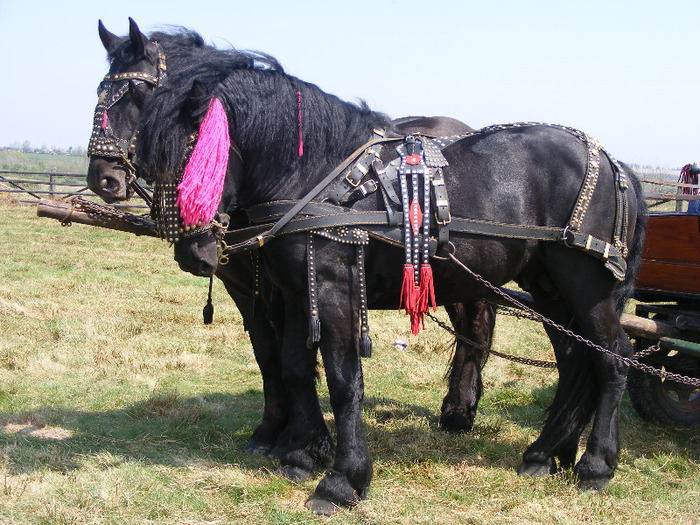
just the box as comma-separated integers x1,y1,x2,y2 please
101,176,121,193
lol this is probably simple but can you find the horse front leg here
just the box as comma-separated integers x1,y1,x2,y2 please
440,300,495,433
269,294,334,480
243,308,289,455
307,251,372,514
216,269,289,455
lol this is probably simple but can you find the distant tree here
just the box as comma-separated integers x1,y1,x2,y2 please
21,140,31,153
71,145,86,157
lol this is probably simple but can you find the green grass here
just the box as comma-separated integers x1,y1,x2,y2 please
0,195,698,524
0,150,88,173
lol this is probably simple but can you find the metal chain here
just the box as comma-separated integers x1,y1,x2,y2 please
435,253,700,388
62,196,158,233
426,312,558,368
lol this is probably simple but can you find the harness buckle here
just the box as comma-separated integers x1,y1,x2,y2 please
345,160,370,187
560,225,574,248
358,179,378,197
436,210,452,226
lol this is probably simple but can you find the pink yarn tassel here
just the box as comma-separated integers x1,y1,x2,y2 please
297,91,304,157
177,97,230,228
102,111,109,129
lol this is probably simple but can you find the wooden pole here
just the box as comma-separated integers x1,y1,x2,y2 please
37,198,159,238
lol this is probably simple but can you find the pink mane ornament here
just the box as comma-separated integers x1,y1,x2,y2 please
176,96,230,228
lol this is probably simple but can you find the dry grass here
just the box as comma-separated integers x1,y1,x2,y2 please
0,195,698,524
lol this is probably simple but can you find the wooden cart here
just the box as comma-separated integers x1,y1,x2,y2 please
623,212,700,427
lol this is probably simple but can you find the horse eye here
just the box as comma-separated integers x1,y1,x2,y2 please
129,80,149,108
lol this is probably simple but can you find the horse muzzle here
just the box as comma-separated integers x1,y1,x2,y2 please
173,232,219,277
87,158,132,203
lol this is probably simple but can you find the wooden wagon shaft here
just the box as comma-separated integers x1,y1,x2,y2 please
37,198,159,238
619,313,681,340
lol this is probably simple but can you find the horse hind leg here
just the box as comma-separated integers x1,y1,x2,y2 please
512,266,602,478
522,250,631,491
519,317,599,478
439,300,495,433
574,322,631,491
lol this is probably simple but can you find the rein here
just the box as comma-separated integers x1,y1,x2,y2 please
252,131,404,249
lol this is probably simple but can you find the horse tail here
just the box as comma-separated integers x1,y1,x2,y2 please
613,163,647,316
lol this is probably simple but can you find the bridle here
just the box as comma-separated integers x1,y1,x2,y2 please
88,41,240,247
87,42,168,204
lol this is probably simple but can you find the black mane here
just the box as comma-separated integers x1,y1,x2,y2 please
133,30,390,191
107,26,283,76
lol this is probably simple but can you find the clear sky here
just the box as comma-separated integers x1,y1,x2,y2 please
0,0,697,168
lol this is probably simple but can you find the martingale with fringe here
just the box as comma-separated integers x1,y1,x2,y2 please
397,135,438,335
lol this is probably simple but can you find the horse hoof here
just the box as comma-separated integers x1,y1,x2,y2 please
576,476,610,493
518,461,556,478
305,496,341,516
243,440,272,456
439,411,473,433
277,465,314,482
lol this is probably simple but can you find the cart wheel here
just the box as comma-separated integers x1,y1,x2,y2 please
627,346,700,428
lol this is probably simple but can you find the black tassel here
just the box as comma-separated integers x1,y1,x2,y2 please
360,330,372,358
307,313,321,349
203,276,214,325
251,290,263,319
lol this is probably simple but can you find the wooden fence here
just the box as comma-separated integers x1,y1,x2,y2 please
0,168,697,212
0,169,149,209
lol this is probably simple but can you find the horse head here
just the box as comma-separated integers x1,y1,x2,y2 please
138,80,243,277
87,18,166,202
86,21,235,277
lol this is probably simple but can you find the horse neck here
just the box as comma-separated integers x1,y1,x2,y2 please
225,73,387,206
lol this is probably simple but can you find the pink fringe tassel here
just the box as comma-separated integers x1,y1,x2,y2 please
177,97,230,228
400,263,437,336
297,91,304,157
400,264,416,314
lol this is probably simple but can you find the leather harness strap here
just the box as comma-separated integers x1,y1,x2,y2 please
223,200,627,276
221,124,629,280
256,132,402,247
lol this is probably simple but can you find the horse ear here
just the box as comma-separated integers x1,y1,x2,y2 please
98,20,121,54
128,17,150,57
186,80,211,126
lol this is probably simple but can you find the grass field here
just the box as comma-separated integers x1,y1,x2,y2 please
0,150,89,174
0,195,698,524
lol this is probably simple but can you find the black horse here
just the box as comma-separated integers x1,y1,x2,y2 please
128,29,647,512
86,20,496,463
